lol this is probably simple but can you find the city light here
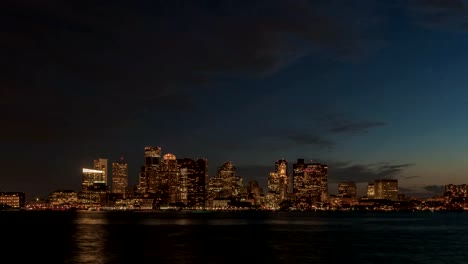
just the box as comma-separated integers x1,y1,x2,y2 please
82,168,104,173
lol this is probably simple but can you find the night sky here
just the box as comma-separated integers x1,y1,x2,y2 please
3,0,468,199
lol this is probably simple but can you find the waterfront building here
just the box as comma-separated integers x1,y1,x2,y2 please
292,159,328,203
338,181,357,198
94,158,108,185
138,146,162,194
367,183,375,198
112,157,128,197
48,190,78,206
266,159,290,209
177,158,208,209
374,179,398,200
207,161,243,208
0,192,25,208
444,184,468,198
161,153,179,204
80,168,109,207
82,168,105,191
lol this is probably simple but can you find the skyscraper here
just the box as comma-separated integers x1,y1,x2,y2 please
112,157,128,197
94,158,108,185
81,168,105,191
338,181,357,198
374,179,398,200
212,161,243,199
79,168,108,207
293,159,328,203
177,158,208,209
367,183,375,198
138,146,162,194
266,159,290,209
268,159,289,200
144,146,161,166
161,153,179,204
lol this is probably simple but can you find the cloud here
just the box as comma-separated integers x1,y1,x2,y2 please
328,161,413,183
407,0,468,30
411,0,465,10
401,175,421,180
286,134,335,149
329,121,387,134
397,185,445,198
1,0,370,143
423,185,445,194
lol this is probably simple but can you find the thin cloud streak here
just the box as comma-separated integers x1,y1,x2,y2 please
328,161,413,183
329,121,387,134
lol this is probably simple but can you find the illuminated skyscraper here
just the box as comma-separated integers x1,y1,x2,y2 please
293,159,328,203
144,146,161,166
268,159,289,199
208,161,243,207
367,183,375,198
80,168,108,207
138,146,162,194
161,153,179,204
94,158,108,185
177,158,208,209
374,179,398,200
266,159,289,209
82,168,105,191
338,181,357,198
112,157,128,197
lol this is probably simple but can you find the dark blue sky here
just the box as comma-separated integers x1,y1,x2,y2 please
2,0,468,198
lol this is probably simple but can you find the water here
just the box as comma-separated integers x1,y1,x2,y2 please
1,210,468,264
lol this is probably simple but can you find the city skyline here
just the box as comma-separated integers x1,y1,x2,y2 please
0,143,449,200
4,1,468,200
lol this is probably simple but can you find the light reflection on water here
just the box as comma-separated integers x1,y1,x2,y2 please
54,211,468,264
67,212,111,264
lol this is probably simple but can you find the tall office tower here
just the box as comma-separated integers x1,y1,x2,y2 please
207,161,244,208
138,146,162,194
80,168,108,207
82,168,105,191
338,181,357,198
161,153,179,204
268,159,289,199
144,146,161,166
293,159,328,203
112,157,128,197
219,161,243,197
367,183,375,198
177,158,208,209
94,158,108,185
374,179,398,200
266,159,289,209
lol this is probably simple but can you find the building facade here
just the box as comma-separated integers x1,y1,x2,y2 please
138,146,162,194
48,190,78,206
367,183,375,198
0,192,25,208
293,159,328,203
112,157,128,197
338,181,357,198
177,158,208,209
207,161,243,208
94,158,108,185
374,179,398,200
